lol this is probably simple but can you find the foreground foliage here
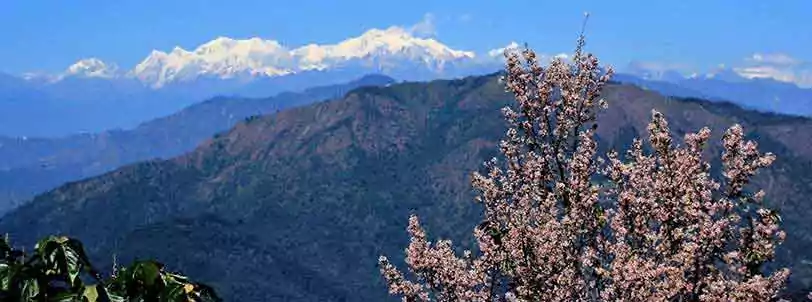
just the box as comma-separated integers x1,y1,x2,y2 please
379,31,795,301
0,235,219,302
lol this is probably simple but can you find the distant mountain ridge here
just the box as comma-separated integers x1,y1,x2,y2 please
0,67,403,137
617,64,812,117
1,74,809,301
0,74,395,214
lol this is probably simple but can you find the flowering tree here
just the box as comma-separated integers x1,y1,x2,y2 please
378,32,792,301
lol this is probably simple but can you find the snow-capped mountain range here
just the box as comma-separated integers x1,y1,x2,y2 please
3,24,811,138
0,26,516,137
47,25,811,92
53,27,486,88
36,23,812,92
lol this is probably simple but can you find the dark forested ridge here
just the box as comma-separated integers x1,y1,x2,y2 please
0,73,809,300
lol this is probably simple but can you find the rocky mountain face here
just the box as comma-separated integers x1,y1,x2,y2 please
0,74,810,301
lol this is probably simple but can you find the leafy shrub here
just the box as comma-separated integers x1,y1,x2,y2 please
0,235,220,302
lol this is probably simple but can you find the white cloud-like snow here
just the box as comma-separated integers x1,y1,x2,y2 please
487,42,520,57
64,58,120,78
734,52,812,87
747,53,801,66
121,23,478,87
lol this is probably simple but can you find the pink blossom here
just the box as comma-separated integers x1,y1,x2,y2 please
378,32,789,301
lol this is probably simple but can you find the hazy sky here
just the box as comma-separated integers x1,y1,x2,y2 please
2,0,810,80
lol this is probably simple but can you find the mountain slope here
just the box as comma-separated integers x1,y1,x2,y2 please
0,74,394,214
0,74,810,301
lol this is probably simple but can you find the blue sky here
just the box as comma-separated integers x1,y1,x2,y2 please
2,0,811,79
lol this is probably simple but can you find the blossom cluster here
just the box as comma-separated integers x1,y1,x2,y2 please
379,33,794,301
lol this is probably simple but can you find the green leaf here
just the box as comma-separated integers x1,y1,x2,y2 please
21,278,40,300
82,285,99,302
96,283,126,302
137,262,161,288
63,239,101,281
36,237,84,289
161,282,186,302
0,263,12,291
48,290,80,302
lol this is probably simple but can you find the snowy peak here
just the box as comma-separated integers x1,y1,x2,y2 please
65,58,119,78
128,29,478,87
332,26,475,61
190,36,293,77
131,37,294,87
194,36,288,57
292,26,475,71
